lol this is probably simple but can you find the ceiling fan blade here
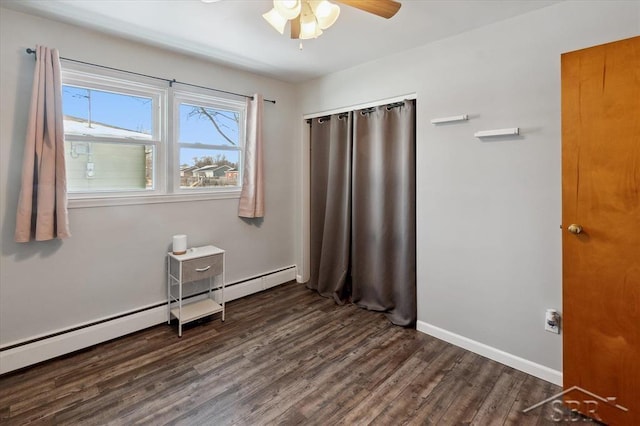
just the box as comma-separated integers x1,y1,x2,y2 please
335,0,401,19
290,15,301,39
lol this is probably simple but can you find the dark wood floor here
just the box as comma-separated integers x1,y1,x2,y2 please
0,282,562,425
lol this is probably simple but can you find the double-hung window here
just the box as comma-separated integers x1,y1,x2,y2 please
173,92,245,193
62,68,166,197
61,66,246,205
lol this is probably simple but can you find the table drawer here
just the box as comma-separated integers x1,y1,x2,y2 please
180,254,223,282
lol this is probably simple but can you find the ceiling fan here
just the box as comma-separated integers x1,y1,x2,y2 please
263,0,402,39
201,0,401,41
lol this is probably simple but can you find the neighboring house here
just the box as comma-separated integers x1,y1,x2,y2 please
193,164,234,178
179,165,198,187
189,164,237,187
180,165,198,178
63,115,149,192
225,169,239,181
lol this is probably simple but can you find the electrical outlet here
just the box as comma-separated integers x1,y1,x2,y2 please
545,309,560,334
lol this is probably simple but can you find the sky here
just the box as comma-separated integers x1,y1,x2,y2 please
62,85,240,166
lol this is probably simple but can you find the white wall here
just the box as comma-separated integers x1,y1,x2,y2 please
0,9,298,346
297,1,639,373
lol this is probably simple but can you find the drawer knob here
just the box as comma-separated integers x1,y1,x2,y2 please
195,266,211,272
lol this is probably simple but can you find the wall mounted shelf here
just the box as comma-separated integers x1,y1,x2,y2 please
474,128,519,138
430,115,469,124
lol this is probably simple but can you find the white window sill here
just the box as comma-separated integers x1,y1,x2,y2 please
68,190,241,209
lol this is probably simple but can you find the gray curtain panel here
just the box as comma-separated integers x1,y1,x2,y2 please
308,100,416,326
352,101,416,326
308,113,352,303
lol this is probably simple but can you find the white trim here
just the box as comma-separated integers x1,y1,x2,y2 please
172,90,246,196
68,189,241,208
0,300,165,351
416,320,562,386
303,93,417,119
0,266,297,374
297,118,311,283
62,67,169,198
263,268,296,289
0,306,166,375
223,278,263,302
61,62,248,206
229,265,296,287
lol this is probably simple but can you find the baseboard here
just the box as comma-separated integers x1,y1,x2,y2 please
223,277,263,301
416,320,562,386
0,306,166,375
263,268,296,289
0,266,297,375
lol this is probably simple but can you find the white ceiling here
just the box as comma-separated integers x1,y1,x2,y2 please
2,0,561,83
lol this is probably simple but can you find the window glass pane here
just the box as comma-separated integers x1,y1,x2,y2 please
179,147,240,189
178,103,239,146
65,141,154,192
62,85,153,140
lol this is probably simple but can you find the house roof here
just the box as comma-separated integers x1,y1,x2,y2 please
194,165,219,172
194,164,233,172
64,115,151,139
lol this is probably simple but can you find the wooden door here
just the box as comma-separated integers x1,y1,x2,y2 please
562,36,640,425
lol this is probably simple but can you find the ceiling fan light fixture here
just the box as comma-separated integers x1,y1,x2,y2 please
311,0,340,30
263,8,288,34
299,13,323,39
273,0,301,20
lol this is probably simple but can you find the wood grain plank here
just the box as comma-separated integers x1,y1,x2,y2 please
0,282,561,425
469,367,528,425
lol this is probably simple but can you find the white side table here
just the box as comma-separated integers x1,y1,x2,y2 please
167,245,225,336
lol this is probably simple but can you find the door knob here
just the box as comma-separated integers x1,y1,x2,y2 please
567,224,583,234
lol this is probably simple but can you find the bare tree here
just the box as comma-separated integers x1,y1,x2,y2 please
187,107,239,146
192,153,236,169
192,156,213,168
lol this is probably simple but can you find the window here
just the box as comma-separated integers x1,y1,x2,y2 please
61,66,246,205
174,92,245,193
62,70,165,197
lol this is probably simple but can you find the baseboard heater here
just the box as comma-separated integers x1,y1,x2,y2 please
0,265,297,375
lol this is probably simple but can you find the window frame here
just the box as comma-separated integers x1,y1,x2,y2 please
61,66,167,201
172,90,246,196
60,64,247,209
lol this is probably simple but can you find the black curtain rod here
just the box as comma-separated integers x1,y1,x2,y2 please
25,48,276,104
306,103,408,124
